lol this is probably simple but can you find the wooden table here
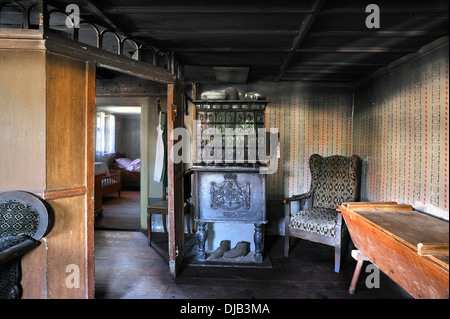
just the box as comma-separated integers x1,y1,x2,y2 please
338,202,449,299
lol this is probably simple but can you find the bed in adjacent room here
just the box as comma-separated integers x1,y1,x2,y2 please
94,161,121,216
110,152,141,188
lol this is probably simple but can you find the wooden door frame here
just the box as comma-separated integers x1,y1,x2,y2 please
166,81,186,278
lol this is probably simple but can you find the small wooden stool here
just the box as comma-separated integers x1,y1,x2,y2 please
147,200,168,245
349,249,371,294
147,176,194,245
147,200,192,245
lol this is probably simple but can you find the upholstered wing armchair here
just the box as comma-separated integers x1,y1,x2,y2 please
283,154,361,272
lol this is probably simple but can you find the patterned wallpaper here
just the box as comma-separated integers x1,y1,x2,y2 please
264,88,354,200
353,44,449,220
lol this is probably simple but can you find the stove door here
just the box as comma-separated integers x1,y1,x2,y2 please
196,170,267,224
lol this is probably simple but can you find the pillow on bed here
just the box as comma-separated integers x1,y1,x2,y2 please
127,158,141,172
115,157,132,169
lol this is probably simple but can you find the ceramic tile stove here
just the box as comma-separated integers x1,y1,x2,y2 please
191,99,270,262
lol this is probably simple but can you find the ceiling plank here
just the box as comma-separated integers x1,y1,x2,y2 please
296,47,418,53
167,47,291,52
168,47,418,54
81,0,128,34
281,76,359,82
274,0,326,81
131,29,299,37
285,67,375,74
320,6,449,15
297,61,385,67
307,30,449,38
102,6,313,14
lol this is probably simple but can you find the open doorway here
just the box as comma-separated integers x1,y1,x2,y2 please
93,95,153,232
92,69,169,234
94,104,142,231
91,64,188,292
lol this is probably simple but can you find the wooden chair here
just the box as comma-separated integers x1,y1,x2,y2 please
283,154,361,272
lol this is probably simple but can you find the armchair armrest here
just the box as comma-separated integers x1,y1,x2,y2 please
0,235,40,266
282,192,312,204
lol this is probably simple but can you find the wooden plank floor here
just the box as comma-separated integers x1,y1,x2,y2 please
94,230,412,299
94,190,141,231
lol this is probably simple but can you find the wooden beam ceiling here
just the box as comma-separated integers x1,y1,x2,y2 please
81,0,124,33
21,0,449,83
274,0,325,81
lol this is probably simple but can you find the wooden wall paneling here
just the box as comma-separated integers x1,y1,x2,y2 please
0,49,49,298
44,52,91,298
45,196,87,299
20,238,49,299
0,49,46,192
46,52,87,190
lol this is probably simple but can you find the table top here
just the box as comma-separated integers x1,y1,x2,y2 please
351,209,449,270
355,210,449,250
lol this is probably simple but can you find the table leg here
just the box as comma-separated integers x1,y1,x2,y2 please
349,259,364,294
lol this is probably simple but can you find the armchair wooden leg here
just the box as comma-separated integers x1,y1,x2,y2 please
284,226,290,257
334,213,343,273
334,242,341,273
284,203,291,257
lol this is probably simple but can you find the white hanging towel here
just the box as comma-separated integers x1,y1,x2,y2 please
154,111,165,182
